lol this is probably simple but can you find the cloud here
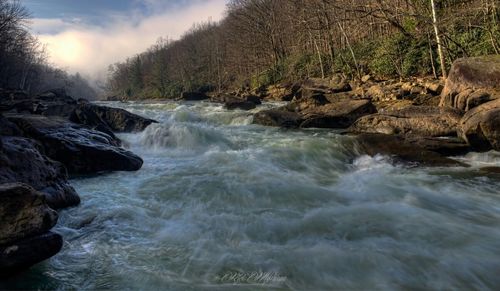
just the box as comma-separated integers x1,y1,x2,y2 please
33,0,227,80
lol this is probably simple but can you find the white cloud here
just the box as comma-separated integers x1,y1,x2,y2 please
33,0,227,80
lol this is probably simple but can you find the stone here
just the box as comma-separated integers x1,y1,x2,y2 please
7,115,143,175
440,55,500,108
354,133,467,167
70,103,157,133
0,136,79,209
253,109,303,128
179,91,209,101
300,99,376,129
349,106,463,137
459,98,500,151
0,183,58,245
0,232,63,276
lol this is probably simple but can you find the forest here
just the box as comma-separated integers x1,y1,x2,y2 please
0,0,97,99
107,0,499,100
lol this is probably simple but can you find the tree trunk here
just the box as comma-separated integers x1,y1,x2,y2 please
431,0,447,79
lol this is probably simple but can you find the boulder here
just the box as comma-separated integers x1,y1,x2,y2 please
0,137,79,209
0,183,58,245
224,99,257,111
70,103,156,133
459,98,500,151
349,106,463,137
253,109,303,128
0,183,62,275
7,115,143,175
300,99,376,129
0,232,62,276
263,83,300,101
179,91,209,101
245,95,262,105
440,55,500,109
354,133,466,167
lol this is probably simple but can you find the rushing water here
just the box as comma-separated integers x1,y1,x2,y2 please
3,101,500,290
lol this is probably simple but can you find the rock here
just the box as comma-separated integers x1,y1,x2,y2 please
440,55,500,109
7,115,143,175
0,232,63,276
459,98,500,151
224,99,257,111
300,99,376,129
253,109,303,128
70,103,156,133
245,95,262,105
349,106,463,137
361,75,372,83
0,113,22,136
366,85,395,101
425,81,444,95
405,137,471,156
0,183,62,275
0,183,58,245
263,83,299,101
302,78,352,94
0,137,79,209
179,91,209,101
354,133,467,167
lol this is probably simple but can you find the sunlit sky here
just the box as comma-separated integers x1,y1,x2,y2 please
22,0,228,79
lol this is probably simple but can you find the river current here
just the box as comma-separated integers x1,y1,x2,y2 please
3,101,500,290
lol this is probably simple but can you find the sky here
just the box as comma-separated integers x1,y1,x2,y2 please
22,0,228,80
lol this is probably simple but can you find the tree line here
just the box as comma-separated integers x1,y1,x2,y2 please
0,0,97,99
108,0,499,99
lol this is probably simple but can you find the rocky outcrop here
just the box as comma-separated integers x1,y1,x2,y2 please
349,106,463,137
7,115,143,175
354,134,467,167
0,183,62,275
0,89,156,136
0,136,79,209
458,98,500,151
440,55,500,110
70,103,156,133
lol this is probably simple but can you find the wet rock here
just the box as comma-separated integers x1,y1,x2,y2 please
0,183,62,275
253,109,303,128
0,136,79,209
354,133,467,167
7,115,143,175
0,183,58,245
0,232,62,276
245,95,262,105
179,91,209,101
70,103,157,133
224,99,257,111
349,106,463,137
300,99,376,129
459,98,500,151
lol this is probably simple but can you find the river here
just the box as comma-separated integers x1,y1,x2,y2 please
3,101,500,290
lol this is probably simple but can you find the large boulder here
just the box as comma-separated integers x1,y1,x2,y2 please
0,136,79,209
349,106,463,137
0,183,63,275
440,55,500,110
70,103,156,133
300,99,376,129
458,98,500,151
7,115,143,175
0,232,62,276
0,183,58,245
354,134,466,167
253,109,303,128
